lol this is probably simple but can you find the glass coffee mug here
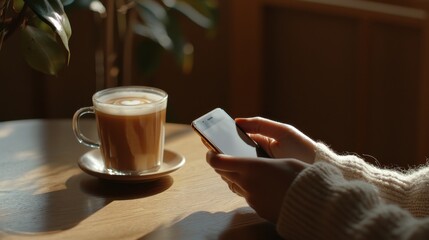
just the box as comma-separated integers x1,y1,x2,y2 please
73,86,168,174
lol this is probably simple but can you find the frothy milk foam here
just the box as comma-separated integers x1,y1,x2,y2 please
95,91,167,115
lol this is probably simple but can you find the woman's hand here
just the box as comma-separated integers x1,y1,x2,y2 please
204,117,316,222
236,117,316,164
206,151,309,223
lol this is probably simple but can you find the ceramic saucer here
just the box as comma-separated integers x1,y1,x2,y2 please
78,149,185,182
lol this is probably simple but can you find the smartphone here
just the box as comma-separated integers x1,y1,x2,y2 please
191,108,270,158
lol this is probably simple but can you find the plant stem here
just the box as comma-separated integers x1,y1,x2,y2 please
3,1,29,41
0,0,12,50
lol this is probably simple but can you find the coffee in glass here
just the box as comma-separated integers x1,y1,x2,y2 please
73,86,168,174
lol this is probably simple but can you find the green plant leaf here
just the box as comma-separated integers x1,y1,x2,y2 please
13,0,25,11
25,0,71,61
134,0,173,50
61,0,75,6
163,0,216,29
20,25,66,75
135,0,168,22
134,0,196,73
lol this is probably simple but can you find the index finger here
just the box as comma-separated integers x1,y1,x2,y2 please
236,117,291,140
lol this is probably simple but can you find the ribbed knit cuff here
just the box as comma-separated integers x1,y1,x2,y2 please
313,142,429,217
276,162,380,239
276,162,343,239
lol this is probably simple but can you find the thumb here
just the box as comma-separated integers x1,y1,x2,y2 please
236,117,289,140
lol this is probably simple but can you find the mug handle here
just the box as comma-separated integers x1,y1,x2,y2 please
72,106,100,148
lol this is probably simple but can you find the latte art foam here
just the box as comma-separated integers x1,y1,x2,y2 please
108,97,152,106
95,91,167,116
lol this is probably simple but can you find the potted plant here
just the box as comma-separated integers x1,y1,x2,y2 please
0,0,217,80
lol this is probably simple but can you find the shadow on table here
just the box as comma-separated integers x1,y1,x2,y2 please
139,207,282,240
0,173,173,234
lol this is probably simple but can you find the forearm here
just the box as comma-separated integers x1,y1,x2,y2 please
277,163,429,239
314,142,429,216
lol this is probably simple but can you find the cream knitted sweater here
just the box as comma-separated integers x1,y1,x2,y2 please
277,142,429,239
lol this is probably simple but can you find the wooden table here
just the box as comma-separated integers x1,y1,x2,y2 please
0,119,280,239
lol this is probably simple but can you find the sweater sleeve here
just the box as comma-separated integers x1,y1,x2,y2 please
314,142,429,217
276,162,429,240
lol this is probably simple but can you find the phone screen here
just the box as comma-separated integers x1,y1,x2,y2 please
192,108,269,157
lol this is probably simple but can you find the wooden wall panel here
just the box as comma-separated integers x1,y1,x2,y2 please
367,22,421,166
227,0,429,166
263,7,360,153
